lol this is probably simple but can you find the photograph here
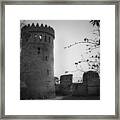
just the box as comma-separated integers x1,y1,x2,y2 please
1,1,118,118
20,20,100,100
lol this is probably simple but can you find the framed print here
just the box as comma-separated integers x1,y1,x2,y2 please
0,0,119,119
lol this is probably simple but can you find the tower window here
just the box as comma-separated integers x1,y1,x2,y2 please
47,69,49,75
34,34,37,37
38,47,40,54
45,56,48,61
39,35,42,40
45,36,47,42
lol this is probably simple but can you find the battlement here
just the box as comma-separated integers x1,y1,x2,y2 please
21,23,55,38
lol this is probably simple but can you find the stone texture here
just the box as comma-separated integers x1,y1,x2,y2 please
60,74,73,95
83,71,100,96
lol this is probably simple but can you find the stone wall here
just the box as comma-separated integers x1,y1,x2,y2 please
59,74,73,95
83,71,100,96
72,83,87,96
55,71,100,97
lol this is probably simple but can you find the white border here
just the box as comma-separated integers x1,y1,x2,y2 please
5,5,115,115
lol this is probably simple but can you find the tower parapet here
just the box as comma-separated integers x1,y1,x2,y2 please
21,23,55,38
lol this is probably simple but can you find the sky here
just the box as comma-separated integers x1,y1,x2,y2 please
21,20,98,82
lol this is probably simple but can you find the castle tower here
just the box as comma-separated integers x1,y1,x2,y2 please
20,23,55,99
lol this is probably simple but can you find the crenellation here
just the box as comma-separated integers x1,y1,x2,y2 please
36,23,39,27
28,24,30,27
21,23,55,38
31,23,35,27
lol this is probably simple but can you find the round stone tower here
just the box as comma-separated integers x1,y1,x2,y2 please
20,23,55,99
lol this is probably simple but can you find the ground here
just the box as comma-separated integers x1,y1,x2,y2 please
52,95,100,100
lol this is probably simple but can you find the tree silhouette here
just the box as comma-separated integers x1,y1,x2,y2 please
64,20,100,74
76,20,100,73
90,20,100,27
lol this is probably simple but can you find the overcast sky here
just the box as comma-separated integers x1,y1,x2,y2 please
21,20,97,82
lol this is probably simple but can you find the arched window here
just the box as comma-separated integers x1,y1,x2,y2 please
45,56,48,61
38,47,40,54
39,35,42,39
34,34,37,38
39,35,42,40
34,34,38,41
38,35,42,41
47,69,49,75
